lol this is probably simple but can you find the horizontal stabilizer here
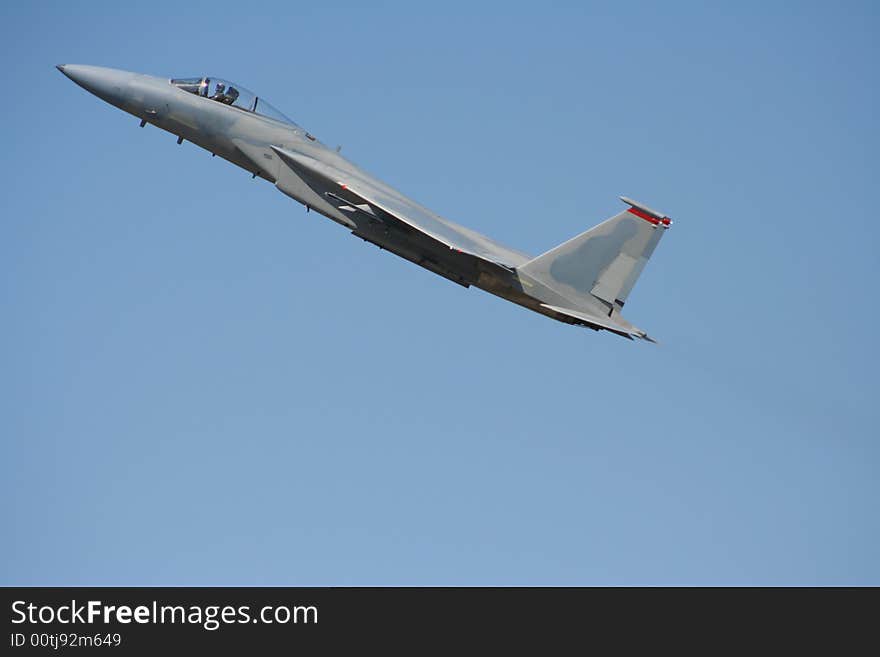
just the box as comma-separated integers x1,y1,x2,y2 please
541,304,656,343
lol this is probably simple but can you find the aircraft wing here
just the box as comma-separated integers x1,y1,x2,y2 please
269,146,529,270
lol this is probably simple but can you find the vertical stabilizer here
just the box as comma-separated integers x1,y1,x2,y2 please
517,197,671,313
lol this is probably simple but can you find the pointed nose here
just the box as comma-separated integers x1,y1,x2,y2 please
56,64,135,107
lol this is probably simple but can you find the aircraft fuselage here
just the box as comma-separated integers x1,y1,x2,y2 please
57,65,669,341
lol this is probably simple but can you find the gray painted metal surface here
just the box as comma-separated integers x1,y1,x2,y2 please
57,64,673,342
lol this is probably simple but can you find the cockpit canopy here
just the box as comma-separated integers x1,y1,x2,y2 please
170,76,296,126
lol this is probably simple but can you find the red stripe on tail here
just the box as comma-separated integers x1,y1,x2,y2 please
627,207,671,226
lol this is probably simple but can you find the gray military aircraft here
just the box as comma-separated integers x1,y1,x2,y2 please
57,64,672,341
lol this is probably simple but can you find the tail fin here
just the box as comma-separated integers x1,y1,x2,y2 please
518,197,671,313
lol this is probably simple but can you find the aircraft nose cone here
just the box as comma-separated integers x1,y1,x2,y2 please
56,64,135,107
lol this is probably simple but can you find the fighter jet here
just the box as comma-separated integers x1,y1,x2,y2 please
57,64,672,341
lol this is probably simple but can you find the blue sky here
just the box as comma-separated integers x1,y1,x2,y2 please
2,1,878,585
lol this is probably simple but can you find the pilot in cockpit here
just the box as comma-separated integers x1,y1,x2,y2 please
209,82,241,106
211,82,227,103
